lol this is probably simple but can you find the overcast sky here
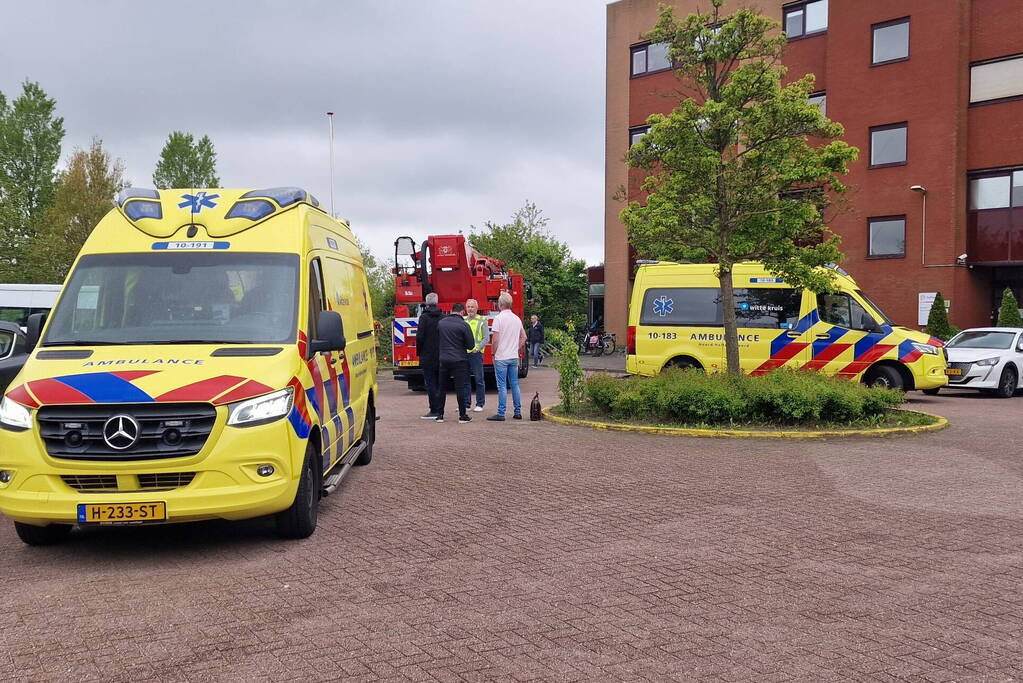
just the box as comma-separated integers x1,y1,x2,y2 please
1,0,608,265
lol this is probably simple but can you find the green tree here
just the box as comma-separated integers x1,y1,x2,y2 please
357,240,396,323
470,202,587,331
0,81,65,279
152,131,219,189
621,1,858,374
26,139,126,283
997,288,1023,327
924,292,958,341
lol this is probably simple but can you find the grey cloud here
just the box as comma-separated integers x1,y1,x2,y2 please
1,0,608,266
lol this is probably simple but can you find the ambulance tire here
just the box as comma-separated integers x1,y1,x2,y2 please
14,522,72,546
921,388,941,396
355,401,374,466
276,445,319,540
864,365,903,390
993,366,1017,399
666,357,702,372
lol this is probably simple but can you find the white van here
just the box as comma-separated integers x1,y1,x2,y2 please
0,284,61,330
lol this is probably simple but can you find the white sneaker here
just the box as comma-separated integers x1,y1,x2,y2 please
472,406,483,412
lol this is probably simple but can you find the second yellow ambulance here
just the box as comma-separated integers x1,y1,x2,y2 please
626,262,947,391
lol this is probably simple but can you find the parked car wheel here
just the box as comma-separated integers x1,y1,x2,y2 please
864,365,904,390
994,366,1017,399
14,522,72,546
275,444,320,539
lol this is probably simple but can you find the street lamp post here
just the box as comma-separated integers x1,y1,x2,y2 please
327,111,335,218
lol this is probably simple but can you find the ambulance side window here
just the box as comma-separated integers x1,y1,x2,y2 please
640,288,721,326
817,293,876,331
308,258,326,350
733,288,802,329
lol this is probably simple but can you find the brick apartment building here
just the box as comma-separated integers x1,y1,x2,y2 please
604,0,1023,340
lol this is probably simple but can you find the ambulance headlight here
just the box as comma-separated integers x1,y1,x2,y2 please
227,387,293,427
975,357,1000,367
0,397,32,431
911,343,939,356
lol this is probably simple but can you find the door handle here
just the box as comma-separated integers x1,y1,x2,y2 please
785,331,802,338
815,333,832,339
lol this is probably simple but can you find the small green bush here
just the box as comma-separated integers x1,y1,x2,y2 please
581,368,904,426
997,288,1023,328
554,323,585,413
925,292,959,341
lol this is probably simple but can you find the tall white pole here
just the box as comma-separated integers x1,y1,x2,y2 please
327,111,335,218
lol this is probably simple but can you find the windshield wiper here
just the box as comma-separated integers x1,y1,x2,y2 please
41,340,122,347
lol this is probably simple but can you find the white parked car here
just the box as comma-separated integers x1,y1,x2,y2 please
933,327,1023,398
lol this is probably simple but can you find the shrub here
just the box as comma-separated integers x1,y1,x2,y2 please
925,292,959,341
585,372,621,412
580,368,904,426
554,323,585,413
997,288,1023,328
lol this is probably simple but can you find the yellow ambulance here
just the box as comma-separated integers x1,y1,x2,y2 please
626,262,947,391
0,187,377,544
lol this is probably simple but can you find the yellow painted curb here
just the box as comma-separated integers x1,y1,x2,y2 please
541,407,948,439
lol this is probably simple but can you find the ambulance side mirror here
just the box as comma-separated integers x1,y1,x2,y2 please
25,313,46,351
311,311,346,353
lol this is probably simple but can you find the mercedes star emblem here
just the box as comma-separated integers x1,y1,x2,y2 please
102,415,140,450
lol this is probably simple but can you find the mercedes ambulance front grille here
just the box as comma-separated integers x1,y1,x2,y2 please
60,474,118,491
38,404,217,461
137,472,196,489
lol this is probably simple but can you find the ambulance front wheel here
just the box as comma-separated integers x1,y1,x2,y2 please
276,444,320,540
14,522,72,546
864,365,904,390
354,400,374,466
922,387,940,396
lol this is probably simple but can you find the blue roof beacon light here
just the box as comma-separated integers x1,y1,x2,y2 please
123,199,163,221
225,199,276,221
116,188,160,206
241,187,313,207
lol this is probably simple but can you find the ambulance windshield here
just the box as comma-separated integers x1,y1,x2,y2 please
43,252,299,346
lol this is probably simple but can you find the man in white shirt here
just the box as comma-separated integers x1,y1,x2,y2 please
486,292,526,421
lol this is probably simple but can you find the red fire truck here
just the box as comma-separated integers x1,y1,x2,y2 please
391,234,528,391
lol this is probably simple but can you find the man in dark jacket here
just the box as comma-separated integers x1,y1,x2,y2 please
436,302,475,423
416,293,445,419
527,314,545,367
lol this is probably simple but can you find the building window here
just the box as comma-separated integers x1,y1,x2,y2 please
808,91,826,115
970,54,1023,105
969,170,1023,210
783,0,828,40
869,123,908,168
631,42,670,77
629,125,650,147
868,216,906,258
872,17,910,65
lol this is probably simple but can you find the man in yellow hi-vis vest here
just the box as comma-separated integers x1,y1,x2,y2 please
463,298,490,412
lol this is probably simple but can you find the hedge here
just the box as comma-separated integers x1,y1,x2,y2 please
584,369,904,426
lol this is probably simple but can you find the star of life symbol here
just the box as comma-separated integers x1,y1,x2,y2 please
178,191,220,213
653,295,674,317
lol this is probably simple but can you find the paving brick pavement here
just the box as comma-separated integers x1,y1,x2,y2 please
1,368,1022,681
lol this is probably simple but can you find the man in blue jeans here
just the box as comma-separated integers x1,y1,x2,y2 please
487,292,526,421
462,298,489,412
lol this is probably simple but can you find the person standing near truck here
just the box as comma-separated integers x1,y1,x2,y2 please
527,314,545,367
417,292,445,420
436,302,474,423
487,291,527,421
463,298,489,412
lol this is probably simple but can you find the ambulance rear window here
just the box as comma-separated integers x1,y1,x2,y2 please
640,288,721,326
